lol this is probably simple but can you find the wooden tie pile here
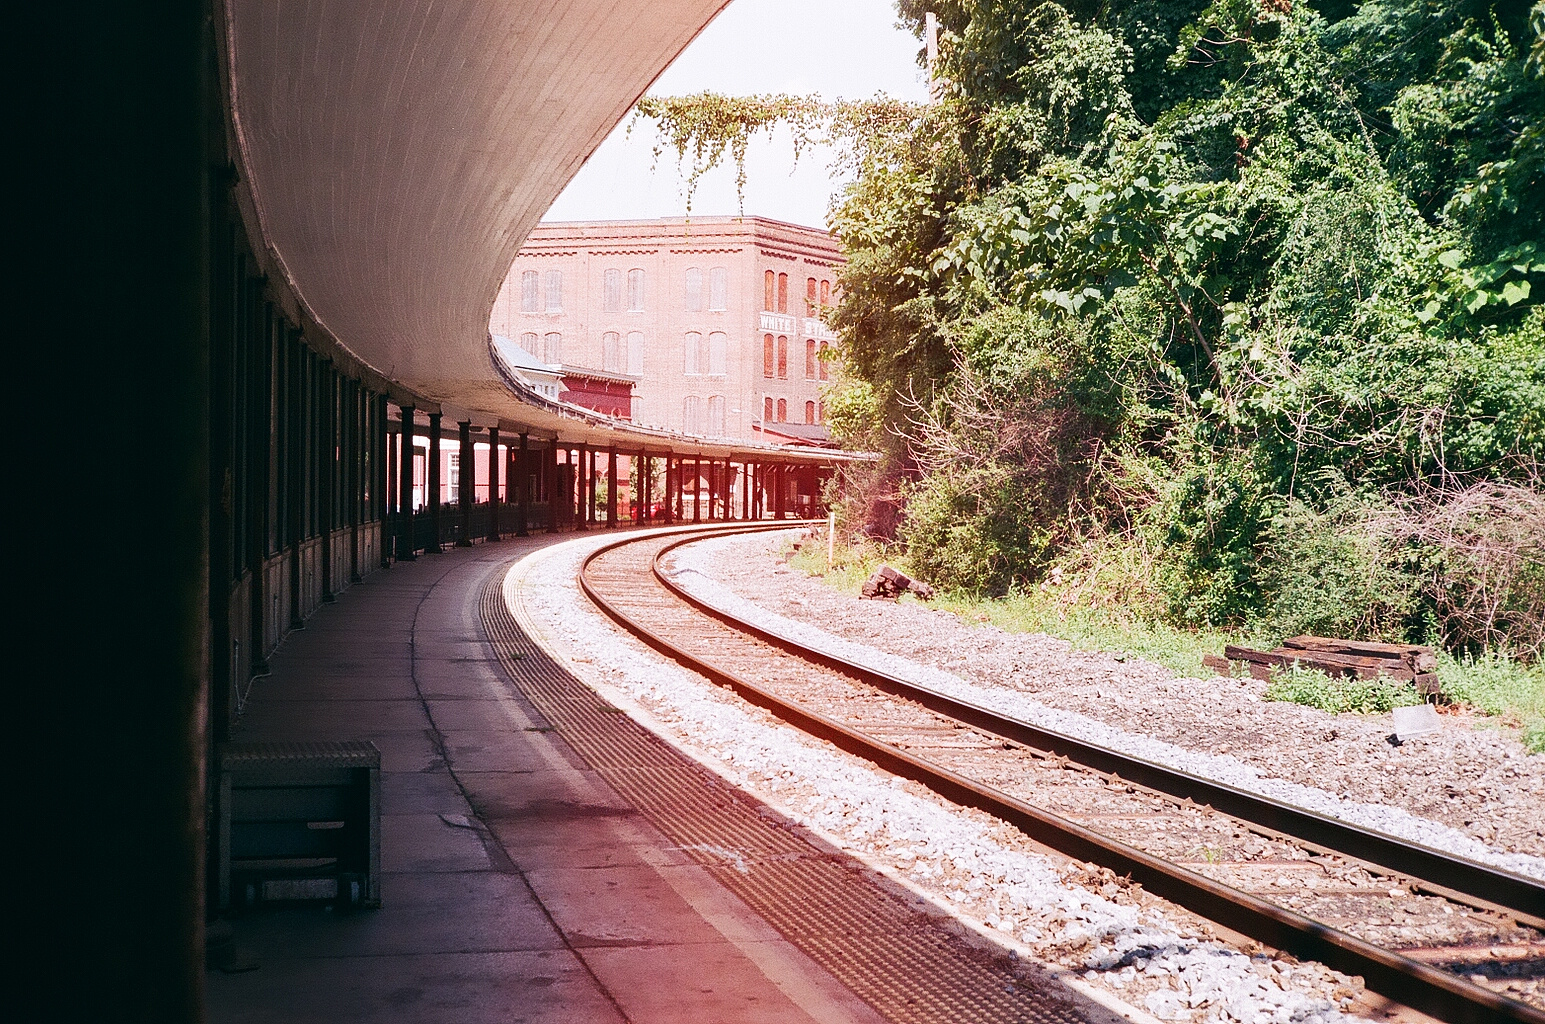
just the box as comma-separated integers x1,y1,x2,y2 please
1204,635,1440,695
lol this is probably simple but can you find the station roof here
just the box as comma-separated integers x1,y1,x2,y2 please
219,0,865,463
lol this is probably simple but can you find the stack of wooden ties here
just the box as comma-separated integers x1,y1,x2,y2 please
1204,635,1440,696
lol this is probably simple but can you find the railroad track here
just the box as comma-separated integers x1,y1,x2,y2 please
578,524,1545,1024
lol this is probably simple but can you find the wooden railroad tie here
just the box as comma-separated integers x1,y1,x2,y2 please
1202,635,1440,695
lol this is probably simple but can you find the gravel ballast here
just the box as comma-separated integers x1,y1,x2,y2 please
509,533,1368,1024
669,533,1545,881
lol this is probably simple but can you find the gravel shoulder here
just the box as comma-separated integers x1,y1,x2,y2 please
682,531,1545,864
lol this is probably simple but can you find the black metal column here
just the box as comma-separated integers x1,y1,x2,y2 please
426,412,442,553
397,403,416,560
320,362,336,600
487,427,501,541
516,432,530,537
457,421,474,546
607,447,618,528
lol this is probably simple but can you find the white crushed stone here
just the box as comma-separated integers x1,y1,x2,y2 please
509,532,1356,1024
669,534,1545,884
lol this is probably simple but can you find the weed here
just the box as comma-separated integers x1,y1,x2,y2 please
1263,663,1423,715
1435,651,1545,753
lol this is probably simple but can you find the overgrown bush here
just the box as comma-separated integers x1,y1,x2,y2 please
1252,488,1422,642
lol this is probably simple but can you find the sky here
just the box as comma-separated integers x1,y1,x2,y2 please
540,0,929,228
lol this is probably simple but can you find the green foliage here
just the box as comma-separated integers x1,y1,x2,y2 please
1251,487,1422,641
1264,663,1425,714
631,0,1545,664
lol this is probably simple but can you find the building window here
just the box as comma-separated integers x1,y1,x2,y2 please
544,270,562,312
683,395,702,434
709,267,727,310
776,398,787,423
520,270,539,312
763,270,775,311
819,346,830,381
627,268,645,311
805,401,816,424
685,267,702,311
762,334,774,378
603,269,622,312
708,331,727,376
805,339,817,379
763,396,773,422
543,332,561,363
627,331,644,375
448,452,460,492
777,273,788,313
602,332,621,373
707,395,725,436
776,335,788,379
806,277,818,315
520,332,540,356
820,279,831,308
684,332,703,375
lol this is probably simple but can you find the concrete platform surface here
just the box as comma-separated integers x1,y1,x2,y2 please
207,536,888,1024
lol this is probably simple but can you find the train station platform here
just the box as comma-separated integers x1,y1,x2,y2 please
206,533,1107,1024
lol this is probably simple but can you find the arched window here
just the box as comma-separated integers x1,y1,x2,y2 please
763,396,774,422
602,269,622,312
520,270,539,312
626,268,645,311
544,270,562,312
543,332,561,362
805,401,816,424
776,335,788,379
763,270,775,311
820,279,831,308
683,395,702,434
601,332,621,373
762,334,774,378
709,267,727,310
776,273,788,313
708,332,727,376
707,395,725,436
776,398,787,423
626,331,644,375
805,339,817,379
520,332,539,356
684,267,702,311
683,332,702,375
806,277,818,315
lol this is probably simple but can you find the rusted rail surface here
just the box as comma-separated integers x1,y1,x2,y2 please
577,525,1545,1024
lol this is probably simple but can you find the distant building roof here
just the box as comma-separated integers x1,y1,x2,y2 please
492,335,559,374
560,364,639,386
752,420,834,447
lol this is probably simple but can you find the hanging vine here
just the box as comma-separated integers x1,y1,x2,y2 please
631,91,928,216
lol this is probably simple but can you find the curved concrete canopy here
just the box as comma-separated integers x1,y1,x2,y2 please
221,0,838,461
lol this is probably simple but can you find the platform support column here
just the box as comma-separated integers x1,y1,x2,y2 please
547,442,560,532
487,427,501,541
426,412,443,553
515,432,529,537
456,421,473,546
606,447,618,528
396,403,416,560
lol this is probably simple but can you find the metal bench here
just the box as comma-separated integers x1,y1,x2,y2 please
217,740,380,910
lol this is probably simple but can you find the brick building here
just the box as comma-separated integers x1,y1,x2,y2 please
489,216,841,443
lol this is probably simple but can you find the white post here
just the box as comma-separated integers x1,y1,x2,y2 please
827,509,836,571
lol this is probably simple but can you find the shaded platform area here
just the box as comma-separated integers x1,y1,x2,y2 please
209,535,1098,1024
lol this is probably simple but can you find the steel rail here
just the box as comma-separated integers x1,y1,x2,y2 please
649,532,1545,929
576,526,1544,1024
